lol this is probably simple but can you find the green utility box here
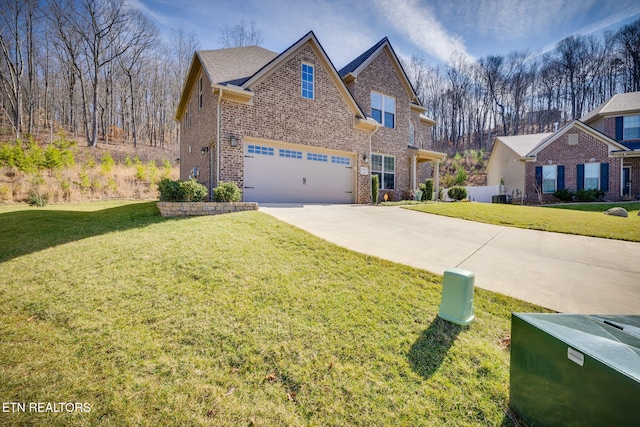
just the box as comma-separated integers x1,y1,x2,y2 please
510,313,640,426
438,268,474,325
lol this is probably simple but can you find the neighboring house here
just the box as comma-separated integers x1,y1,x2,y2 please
487,133,553,202
487,92,640,203
175,31,444,204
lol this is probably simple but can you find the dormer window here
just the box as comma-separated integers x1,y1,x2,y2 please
371,92,395,128
302,63,314,99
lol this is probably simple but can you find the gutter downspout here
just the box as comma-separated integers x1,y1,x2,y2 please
369,124,379,203
216,87,222,191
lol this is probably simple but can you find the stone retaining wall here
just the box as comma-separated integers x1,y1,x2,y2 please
157,201,259,217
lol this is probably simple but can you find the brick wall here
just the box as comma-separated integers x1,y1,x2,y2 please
524,125,622,203
217,44,373,203
178,69,217,197
347,48,434,200
178,42,436,204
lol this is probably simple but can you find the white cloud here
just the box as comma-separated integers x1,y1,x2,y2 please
370,0,474,64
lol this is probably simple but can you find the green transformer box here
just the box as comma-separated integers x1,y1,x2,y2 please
510,313,640,426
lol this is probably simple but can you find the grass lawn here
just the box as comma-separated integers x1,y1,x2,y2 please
406,202,640,242
0,201,545,426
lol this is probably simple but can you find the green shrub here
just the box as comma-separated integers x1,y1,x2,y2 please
28,191,48,207
100,152,115,174
157,178,208,202
77,169,91,191
448,186,468,201
371,174,379,204
553,188,574,202
422,179,434,201
575,188,605,202
213,181,242,202
455,168,467,185
157,178,182,202
179,179,208,202
134,163,146,181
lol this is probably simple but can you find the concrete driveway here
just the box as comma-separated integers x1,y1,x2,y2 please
260,204,640,314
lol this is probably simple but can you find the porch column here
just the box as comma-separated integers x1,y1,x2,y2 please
434,159,440,200
411,156,417,190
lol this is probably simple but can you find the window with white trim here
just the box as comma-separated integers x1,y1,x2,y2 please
409,122,415,146
302,63,314,99
584,163,600,190
371,154,395,189
371,92,395,128
542,165,557,193
623,115,640,140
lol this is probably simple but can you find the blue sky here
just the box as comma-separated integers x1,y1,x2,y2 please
134,0,640,68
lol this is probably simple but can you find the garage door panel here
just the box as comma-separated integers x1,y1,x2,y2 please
244,142,354,204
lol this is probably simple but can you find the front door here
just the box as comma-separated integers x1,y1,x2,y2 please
623,166,631,197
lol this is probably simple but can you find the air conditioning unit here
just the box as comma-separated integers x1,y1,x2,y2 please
510,313,640,426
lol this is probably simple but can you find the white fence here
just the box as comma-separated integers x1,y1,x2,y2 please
440,185,501,203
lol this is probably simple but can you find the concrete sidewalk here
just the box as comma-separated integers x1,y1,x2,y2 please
260,204,640,314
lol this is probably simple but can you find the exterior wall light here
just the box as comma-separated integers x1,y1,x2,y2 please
229,135,238,147
201,146,209,155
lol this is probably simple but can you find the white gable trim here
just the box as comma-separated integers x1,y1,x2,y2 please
241,31,367,120
526,120,629,158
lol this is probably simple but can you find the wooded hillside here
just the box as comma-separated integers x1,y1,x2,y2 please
1,1,639,156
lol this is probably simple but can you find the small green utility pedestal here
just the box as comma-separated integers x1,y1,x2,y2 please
438,268,475,326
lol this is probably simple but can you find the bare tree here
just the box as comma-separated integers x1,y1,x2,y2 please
614,18,640,92
0,0,28,138
117,9,157,147
219,20,263,48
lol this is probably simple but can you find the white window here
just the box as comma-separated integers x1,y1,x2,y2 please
302,63,314,99
184,103,191,129
584,163,600,190
371,92,395,128
542,165,556,193
623,115,640,140
371,154,395,189
409,122,415,146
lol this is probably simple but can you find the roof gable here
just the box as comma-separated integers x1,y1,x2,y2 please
175,46,278,120
527,120,629,157
495,133,553,158
339,38,422,106
240,31,370,122
581,91,640,123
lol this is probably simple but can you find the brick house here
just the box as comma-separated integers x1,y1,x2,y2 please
487,92,640,203
175,31,444,203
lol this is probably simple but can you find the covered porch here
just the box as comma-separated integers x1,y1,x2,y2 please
409,147,446,200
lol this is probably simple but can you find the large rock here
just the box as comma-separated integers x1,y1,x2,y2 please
604,207,628,217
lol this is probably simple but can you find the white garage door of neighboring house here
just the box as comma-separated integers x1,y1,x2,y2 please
243,141,355,203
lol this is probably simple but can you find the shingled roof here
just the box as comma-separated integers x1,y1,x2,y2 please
338,38,388,77
196,46,279,86
581,91,640,123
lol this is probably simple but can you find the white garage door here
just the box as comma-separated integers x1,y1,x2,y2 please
243,142,354,203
